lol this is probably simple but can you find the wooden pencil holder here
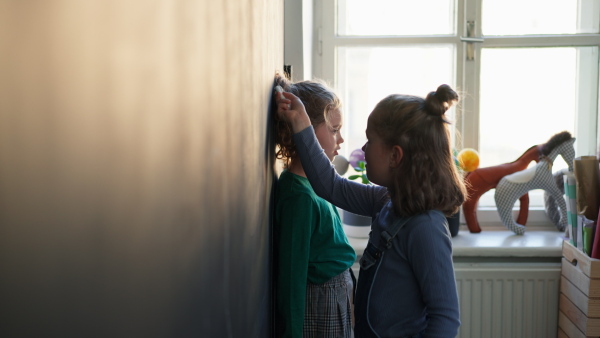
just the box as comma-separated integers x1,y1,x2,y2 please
559,240,600,337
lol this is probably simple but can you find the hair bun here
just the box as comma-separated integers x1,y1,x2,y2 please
425,84,459,116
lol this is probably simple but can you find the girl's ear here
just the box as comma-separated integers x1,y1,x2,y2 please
389,145,403,168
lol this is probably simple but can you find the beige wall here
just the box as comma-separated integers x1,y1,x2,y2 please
0,1,282,336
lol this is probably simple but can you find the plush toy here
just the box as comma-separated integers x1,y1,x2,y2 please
494,131,575,235
462,145,542,233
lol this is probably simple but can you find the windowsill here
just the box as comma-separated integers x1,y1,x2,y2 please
346,229,566,260
450,230,565,258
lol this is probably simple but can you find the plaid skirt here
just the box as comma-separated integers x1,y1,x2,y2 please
303,269,355,338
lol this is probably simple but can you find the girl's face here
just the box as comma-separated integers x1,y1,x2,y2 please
314,109,344,162
362,119,393,187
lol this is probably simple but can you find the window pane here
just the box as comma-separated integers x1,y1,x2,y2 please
483,0,600,35
337,0,455,36
336,46,455,155
478,47,579,207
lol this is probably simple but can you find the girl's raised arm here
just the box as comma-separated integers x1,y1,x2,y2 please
276,90,387,217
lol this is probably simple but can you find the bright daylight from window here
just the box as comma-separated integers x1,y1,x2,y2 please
326,0,599,212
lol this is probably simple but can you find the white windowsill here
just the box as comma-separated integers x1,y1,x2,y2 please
346,229,566,259
450,230,565,257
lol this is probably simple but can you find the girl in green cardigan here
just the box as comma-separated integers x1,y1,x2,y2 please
273,74,356,337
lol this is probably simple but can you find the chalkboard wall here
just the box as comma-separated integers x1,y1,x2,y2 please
0,1,282,337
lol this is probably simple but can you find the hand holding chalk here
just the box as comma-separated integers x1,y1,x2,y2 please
274,86,311,133
275,85,290,109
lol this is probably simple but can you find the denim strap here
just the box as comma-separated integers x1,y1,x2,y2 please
359,216,413,270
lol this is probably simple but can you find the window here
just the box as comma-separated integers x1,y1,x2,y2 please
314,0,600,228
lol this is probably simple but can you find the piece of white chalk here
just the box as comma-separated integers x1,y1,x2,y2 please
275,85,284,96
275,85,290,109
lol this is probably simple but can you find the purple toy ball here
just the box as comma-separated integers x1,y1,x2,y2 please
349,149,365,168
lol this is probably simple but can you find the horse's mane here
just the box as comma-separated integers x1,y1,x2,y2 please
541,131,573,155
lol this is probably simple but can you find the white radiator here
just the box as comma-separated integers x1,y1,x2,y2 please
454,262,561,338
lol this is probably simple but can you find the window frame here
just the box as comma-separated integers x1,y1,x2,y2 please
312,0,600,229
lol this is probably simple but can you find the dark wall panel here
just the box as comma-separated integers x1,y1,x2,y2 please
0,1,282,337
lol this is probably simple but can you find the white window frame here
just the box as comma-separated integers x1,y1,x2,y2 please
309,0,600,229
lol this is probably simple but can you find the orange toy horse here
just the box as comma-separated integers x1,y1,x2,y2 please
463,145,542,233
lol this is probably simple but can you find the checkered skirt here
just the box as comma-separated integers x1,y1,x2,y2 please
303,269,354,338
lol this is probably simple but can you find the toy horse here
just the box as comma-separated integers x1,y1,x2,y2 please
494,131,575,235
463,145,542,233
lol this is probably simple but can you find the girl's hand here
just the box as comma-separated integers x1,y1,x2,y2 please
276,91,311,133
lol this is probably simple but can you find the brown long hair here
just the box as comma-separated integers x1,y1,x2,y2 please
369,84,466,216
272,74,341,168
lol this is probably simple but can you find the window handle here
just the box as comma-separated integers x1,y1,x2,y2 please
460,21,484,61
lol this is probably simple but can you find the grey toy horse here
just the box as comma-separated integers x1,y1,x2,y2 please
494,131,575,234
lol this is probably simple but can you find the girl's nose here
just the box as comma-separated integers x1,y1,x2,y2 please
361,143,366,152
